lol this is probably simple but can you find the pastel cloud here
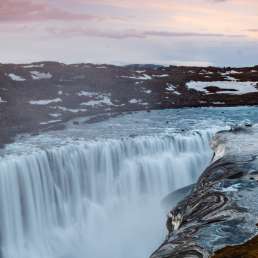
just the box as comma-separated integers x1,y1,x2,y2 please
48,27,244,39
0,0,103,22
0,0,257,66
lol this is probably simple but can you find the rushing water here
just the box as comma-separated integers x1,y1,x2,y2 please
1,106,258,258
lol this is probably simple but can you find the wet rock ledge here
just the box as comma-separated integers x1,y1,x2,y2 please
151,125,258,258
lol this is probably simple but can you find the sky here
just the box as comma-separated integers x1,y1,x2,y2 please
0,0,258,66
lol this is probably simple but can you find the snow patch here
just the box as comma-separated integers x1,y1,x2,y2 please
23,64,44,69
224,75,237,81
40,120,62,125
220,70,241,77
56,106,87,113
0,97,7,103
121,74,152,80
8,73,26,81
96,66,107,69
49,113,62,118
187,81,258,95
144,89,152,94
31,71,52,80
128,98,148,105
200,70,214,75
129,99,140,104
29,98,62,105
77,91,98,97
152,74,169,78
80,95,114,107
166,83,181,95
212,101,225,105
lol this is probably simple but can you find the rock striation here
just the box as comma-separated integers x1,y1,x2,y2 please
151,125,258,258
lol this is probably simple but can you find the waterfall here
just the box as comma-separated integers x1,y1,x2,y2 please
0,131,213,258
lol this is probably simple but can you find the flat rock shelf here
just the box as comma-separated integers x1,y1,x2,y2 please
151,125,258,258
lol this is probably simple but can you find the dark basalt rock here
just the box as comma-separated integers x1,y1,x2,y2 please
161,184,195,210
151,125,258,258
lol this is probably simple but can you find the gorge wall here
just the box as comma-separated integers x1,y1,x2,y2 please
151,125,258,258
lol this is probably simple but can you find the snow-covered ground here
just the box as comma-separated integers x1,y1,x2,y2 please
7,73,26,81
29,98,62,105
30,71,53,80
187,81,258,95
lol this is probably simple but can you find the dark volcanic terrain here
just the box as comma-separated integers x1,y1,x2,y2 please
0,62,258,145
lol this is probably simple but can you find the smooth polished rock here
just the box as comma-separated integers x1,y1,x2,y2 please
151,125,258,258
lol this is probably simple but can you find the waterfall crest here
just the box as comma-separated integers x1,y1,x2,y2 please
0,132,213,258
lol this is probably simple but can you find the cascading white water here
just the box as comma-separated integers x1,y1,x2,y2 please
0,131,213,258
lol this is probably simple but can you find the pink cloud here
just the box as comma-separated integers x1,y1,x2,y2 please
47,27,244,39
0,0,102,22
